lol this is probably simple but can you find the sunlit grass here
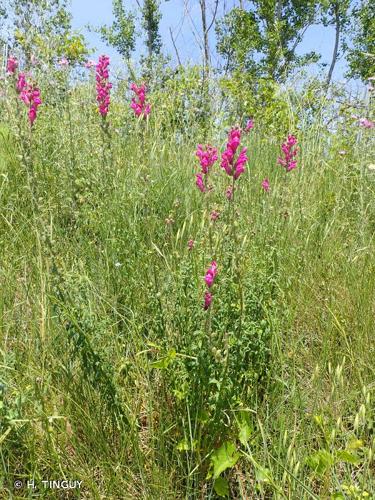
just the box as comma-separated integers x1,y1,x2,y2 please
0,72,374,498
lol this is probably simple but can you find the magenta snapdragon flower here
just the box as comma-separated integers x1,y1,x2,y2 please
204,291,212,310
130,83,151,118
203,261,218,310
84,60,95,69
194,143,218,193
245,119,254,132
96,55,112,117
359,117,374,129
196,173,206,193
58,57,69,67
225,186,233,200
277,135,298,172
204,261,218,288
210,210,220,221
17,73,42,125
221,127,248,180
196,144,218,174
6,56,18,74
16,73,27,93
261,178,270,192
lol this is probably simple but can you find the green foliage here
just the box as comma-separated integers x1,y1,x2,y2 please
346,0,375,81
10,0,89,64
99,0,136,59
141,0,162,59
216,1,319,82
209,441,239,478
151,65,215,134
219,74,294,134
213,476,230,497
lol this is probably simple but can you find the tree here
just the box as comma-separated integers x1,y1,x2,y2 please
99,0,136,60
199,0,210,73
346,0,375,82
216,1,320,82
320,0,350,86
7,0,88,65
141,0,162,61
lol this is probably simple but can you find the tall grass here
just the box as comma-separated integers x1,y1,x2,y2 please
0,70,374,498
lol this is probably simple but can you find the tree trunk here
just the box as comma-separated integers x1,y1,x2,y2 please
326,2,340,86
199,0,210,74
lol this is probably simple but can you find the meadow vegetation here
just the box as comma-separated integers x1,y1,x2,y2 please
0,0,374,498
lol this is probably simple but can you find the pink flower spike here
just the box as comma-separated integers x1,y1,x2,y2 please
278,134,298,172
84,60,95,69
187,239,195,250
204,261,218,288
6,56,18,74
130,82,151,119
234,147,247,180
203,291,212,310
210,210,220,221
225,186,233,200
196,173,206,193
58,57,69,67
196,144,218,174
245,119,254,132
96,55,111,117
16,73,27,93
28,107,37,125
221,127,247,179
358,117,374,129
16,73,42,125
261,178,270,192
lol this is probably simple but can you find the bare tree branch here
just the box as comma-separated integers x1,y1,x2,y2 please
206,0,219,34
169,26,182,66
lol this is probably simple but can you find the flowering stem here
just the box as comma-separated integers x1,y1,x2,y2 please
100,116,113,172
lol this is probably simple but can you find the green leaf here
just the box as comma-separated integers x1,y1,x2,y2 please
176,438,197,452
347,439,363,450
214,476,229,497
335,450,361,465
176,439,189,452
211,442,240,479
150,349,176,369
255,465,271,483
238,418,252,447
306,450,334,475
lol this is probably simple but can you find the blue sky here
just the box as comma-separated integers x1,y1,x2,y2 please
70,0,349,82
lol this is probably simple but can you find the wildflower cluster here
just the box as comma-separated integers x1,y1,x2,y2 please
358,117,374,129
84,60,95,69
58,57,69,67
130,83,151,118
261,178,270,192
6,56,18,74
96,55,112,117
195,144,218,193
277,134,298,172
17,73,42,126
245,119,254,133
203,261,218,310
221,128,248,180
